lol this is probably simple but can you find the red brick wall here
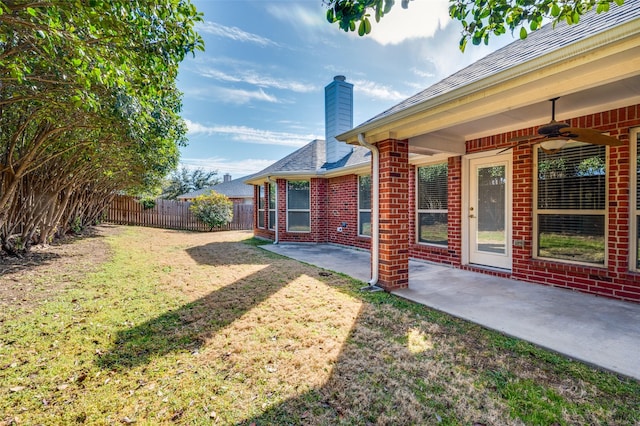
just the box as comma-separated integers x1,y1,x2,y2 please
463,104,640,302
377,139,409,290
327,174,371,250
251,105,640,302
254,175,373,248
310,178,328,242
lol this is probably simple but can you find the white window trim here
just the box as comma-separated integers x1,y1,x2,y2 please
532,142,609,267
257,185,265,229
286,180,310,233
358,175,371,238
268,183,276,231
415,162,448,247
631,127,639,272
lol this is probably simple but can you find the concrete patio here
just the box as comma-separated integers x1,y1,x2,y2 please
261,243,640,381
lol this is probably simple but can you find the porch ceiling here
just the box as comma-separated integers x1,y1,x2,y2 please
341,31,640,156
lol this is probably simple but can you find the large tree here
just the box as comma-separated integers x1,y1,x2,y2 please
324,0,625,51
161,167,220,200
0,0,204,253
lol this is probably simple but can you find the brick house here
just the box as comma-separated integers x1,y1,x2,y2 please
247,2,640,303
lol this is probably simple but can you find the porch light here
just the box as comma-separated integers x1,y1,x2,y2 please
540,137,570,153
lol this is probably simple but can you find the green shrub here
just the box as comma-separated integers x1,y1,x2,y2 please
189,191,233,230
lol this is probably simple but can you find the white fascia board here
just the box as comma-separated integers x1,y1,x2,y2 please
338,19,640,144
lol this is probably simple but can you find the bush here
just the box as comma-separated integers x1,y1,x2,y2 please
189,191,233,231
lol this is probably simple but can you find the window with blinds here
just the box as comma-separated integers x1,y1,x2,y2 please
416,163,448,246
358,175,371,237
633,128,640,271
268,184,276,230
257,185,265,229
534,142,607,265
287,180,310,232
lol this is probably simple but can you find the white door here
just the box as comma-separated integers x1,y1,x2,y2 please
468,155,512,269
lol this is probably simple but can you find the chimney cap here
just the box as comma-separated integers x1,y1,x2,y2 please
333,75,346,82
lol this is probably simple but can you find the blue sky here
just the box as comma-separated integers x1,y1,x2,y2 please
177,0,514,179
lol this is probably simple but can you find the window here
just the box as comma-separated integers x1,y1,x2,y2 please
632,128,640,271
257,185,265,229
287,180,310,232
416,163,448,246
268,183,276,230
358,175,371,237
534,142,607,265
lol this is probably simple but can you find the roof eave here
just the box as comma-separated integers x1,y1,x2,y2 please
244,161,371,185
338,18,640,144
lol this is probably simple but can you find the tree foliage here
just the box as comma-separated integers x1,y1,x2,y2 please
0,0,203,254
189,191,233,231
323,0,625,51
162,167,220,200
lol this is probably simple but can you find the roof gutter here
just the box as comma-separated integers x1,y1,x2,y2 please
338,18,640,143
245,162,370,185
358,133,382,291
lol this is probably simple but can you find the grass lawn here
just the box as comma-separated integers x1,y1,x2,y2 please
1,225,639,425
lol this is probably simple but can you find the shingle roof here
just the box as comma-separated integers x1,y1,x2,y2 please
361,0,640,126
256,139,327,176
178,175,255,199
250,139,370,178
323,145,371,169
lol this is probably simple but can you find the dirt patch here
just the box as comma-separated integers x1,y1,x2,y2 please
0,225,118,310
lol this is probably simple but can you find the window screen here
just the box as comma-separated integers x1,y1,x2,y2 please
257,185,265,228
635,131,640,269
287,181,310,232
268,184,276,230
417,163,448,246
358,175,371,237
535,143,606,265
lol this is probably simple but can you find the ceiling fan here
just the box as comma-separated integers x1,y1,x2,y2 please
499,97,624,154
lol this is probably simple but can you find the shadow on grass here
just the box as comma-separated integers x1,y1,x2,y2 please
0,225,112,276
93,237,640,424
95,241,287,370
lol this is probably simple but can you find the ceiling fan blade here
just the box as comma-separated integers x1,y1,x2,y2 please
498,138,541,154
564,127,624,147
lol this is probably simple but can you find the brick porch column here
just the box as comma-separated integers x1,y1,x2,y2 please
377,139,409,290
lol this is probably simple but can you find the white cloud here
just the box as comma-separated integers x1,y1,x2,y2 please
418,23,515,79
411,67,435,79
366,0,451,45
216,87,279,104
353,79,410,102
196,67,317,93
265,3,326,29
185,120,321,147
264,3,341,47
180,157,275,177
196,21,280,47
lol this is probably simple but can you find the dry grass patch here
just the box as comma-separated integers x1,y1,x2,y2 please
1,225,638,425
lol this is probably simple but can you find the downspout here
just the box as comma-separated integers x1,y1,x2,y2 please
358,133,382,291
267,177,279,244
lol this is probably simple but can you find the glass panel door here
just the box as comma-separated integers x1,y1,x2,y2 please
477,164,506,254
468,155,511,269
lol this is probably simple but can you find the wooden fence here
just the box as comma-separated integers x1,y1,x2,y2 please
105,195,253,231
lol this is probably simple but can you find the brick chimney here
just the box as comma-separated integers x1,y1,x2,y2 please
325,75,353,164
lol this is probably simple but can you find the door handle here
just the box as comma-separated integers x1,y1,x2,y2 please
469,214,476,218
